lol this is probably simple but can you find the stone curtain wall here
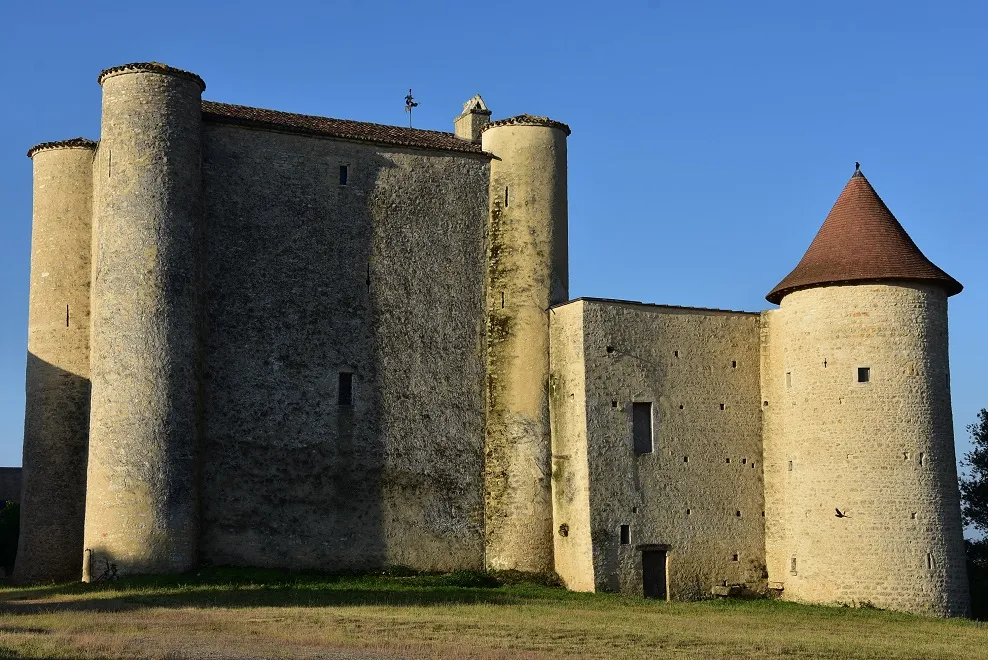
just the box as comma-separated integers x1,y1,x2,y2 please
198,123,490,572
576,300,766,599
772,283,969,616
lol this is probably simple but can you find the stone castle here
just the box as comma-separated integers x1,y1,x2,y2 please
14,62,970,617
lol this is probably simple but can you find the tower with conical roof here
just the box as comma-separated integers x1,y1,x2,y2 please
761,166,970,616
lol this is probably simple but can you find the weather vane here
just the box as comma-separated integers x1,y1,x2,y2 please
405,89,418,128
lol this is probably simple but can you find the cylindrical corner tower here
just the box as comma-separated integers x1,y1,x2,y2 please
83,63,205,579
765,167,969,616
778,283,969,615
14,139,96,583
481,115,569,572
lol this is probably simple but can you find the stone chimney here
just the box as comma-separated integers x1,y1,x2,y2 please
454,95,491,143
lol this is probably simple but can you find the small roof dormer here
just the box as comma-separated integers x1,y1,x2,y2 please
766,165,962,304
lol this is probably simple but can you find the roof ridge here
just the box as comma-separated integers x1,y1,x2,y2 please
203,100,464,139
554,296,758,316
201,100,487,155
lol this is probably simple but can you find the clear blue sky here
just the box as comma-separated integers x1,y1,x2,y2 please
0,1,985,477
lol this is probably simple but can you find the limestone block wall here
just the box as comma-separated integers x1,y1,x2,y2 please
198,122,490,571
481,120,568,573
548,300,595,591
768,283,970,616
573,299,766,599
759,308,787,586
14,141,95,583
84,65,204,578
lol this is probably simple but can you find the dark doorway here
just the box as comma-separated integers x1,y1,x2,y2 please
642,549,667,599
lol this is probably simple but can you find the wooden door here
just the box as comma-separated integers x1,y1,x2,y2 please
642,549,667,599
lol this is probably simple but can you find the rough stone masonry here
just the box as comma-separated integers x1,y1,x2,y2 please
13,63,970,617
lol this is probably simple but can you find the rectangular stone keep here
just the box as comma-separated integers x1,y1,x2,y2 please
197,123,491,571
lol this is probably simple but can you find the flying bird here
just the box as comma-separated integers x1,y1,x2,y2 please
835,508,848,518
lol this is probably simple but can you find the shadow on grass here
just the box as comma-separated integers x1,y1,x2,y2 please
0,567,569,615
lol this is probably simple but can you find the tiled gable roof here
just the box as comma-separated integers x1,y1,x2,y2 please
766,168,962,304
202,101,486,155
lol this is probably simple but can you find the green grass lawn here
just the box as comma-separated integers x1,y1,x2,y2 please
0,568,985,659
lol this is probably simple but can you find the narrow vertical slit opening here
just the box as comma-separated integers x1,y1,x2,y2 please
632,402,653,455
338,372,353,406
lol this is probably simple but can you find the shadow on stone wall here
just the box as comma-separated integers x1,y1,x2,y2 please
13,353,89,584
197,140,394,571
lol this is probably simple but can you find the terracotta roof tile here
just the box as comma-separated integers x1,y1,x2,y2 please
98,63,206,91
483,114,571,136
27,137,97,159
766,168,962,304
202,101,486,155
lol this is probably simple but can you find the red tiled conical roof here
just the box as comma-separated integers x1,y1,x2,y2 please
766,167,962,304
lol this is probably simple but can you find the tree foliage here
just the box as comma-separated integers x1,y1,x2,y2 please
960,408,988,537
960,409,988,619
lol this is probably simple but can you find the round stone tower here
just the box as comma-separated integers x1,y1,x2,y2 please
480,115,569,572
83,63,204,579
14,139,96,583
765,166,970,616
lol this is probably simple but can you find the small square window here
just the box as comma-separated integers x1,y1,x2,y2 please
857,367,870,383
